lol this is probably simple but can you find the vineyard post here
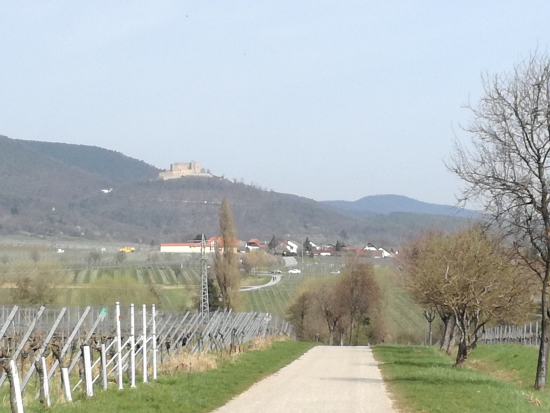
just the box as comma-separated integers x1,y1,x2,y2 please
83,346,93,397
22,307,66,390
142,304,147,383
116,302,123,390
0,306,46,387
61,368,72,402
9,360,24,413
152,304,157,380
40,358,50,407
130,303,136,388
101,344,108,390
45,306,90,385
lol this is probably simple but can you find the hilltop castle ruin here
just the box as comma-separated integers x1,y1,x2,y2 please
159,162,211,180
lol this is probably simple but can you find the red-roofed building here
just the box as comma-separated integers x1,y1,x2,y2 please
342,247,366,257
207,237,239,254
245,238,266,252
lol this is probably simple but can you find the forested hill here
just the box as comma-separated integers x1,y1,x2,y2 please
0,135,471,245
322,194,479,218
0,135,113,201
19,138,159,184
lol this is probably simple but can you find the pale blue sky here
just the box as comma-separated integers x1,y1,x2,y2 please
1,2,549,205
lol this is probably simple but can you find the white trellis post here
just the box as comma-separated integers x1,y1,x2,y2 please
83,346,93,397
101,343,108,390
130,303,136,388
41,357,51,407
10,360,24,413
116,301,123,390
152,304,157,380
62,367,72,402
142,304,148,383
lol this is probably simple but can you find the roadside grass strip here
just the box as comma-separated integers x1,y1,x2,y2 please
373,345,546,413
468,344,550,404
32,340,316,413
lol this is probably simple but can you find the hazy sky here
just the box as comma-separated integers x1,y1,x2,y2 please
1,2,549,205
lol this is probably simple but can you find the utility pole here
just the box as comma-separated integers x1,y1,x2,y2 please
200,234,209,322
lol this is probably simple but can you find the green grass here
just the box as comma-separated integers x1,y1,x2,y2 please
468,345,541,390
373,345,546,413
27,341,316,413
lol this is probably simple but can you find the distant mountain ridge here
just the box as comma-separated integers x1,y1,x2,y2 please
322,194,479,218
0,135,473,245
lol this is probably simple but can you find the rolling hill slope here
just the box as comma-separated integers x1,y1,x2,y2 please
19,139,159,184
0,135,473,245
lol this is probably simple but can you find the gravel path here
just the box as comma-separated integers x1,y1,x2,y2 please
240,274,281,291
213,346,395,413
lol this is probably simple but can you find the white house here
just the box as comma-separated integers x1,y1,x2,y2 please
286,240,299,254
379,247,391,258
364,243,378,251
160,242,202,253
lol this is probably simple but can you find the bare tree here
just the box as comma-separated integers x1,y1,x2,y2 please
335,259,379,345
449,53,550,387
402,227,532,365
314,278,345,345
286,290,313,341
29,248,40,265
213,198,241,309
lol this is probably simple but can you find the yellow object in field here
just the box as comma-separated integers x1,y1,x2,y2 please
119,247,135,253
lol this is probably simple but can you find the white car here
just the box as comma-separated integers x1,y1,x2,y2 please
288,269,301,274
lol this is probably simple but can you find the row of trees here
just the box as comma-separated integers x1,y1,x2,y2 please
401,227,534,365
286,259,380,345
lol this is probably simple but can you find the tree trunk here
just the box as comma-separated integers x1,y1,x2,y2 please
446,323,458,355
3,360,17,413
535,282,550,389
441,315,455,352
328,329,334,345
35,358,45,405
349,321,354,346
455,334,468,365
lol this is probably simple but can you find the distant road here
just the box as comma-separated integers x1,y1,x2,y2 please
213,346,395,413
240,274,281,291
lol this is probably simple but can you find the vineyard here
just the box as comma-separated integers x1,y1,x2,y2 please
66,266,201,286
0,303,292,412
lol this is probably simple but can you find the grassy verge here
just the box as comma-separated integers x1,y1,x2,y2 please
467,345,550,402
29,341,315,413
373,345,545,413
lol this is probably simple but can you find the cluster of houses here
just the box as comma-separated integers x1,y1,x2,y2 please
160,238,397,259
342,243,398,258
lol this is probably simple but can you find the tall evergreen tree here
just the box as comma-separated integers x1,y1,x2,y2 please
213,198,241,309
268,235,277,251
303,237,312,253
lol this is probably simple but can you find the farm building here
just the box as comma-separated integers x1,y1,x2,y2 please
161,237,239,254
160,242,202,253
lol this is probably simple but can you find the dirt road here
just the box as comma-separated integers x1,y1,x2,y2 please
214,346,395,413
